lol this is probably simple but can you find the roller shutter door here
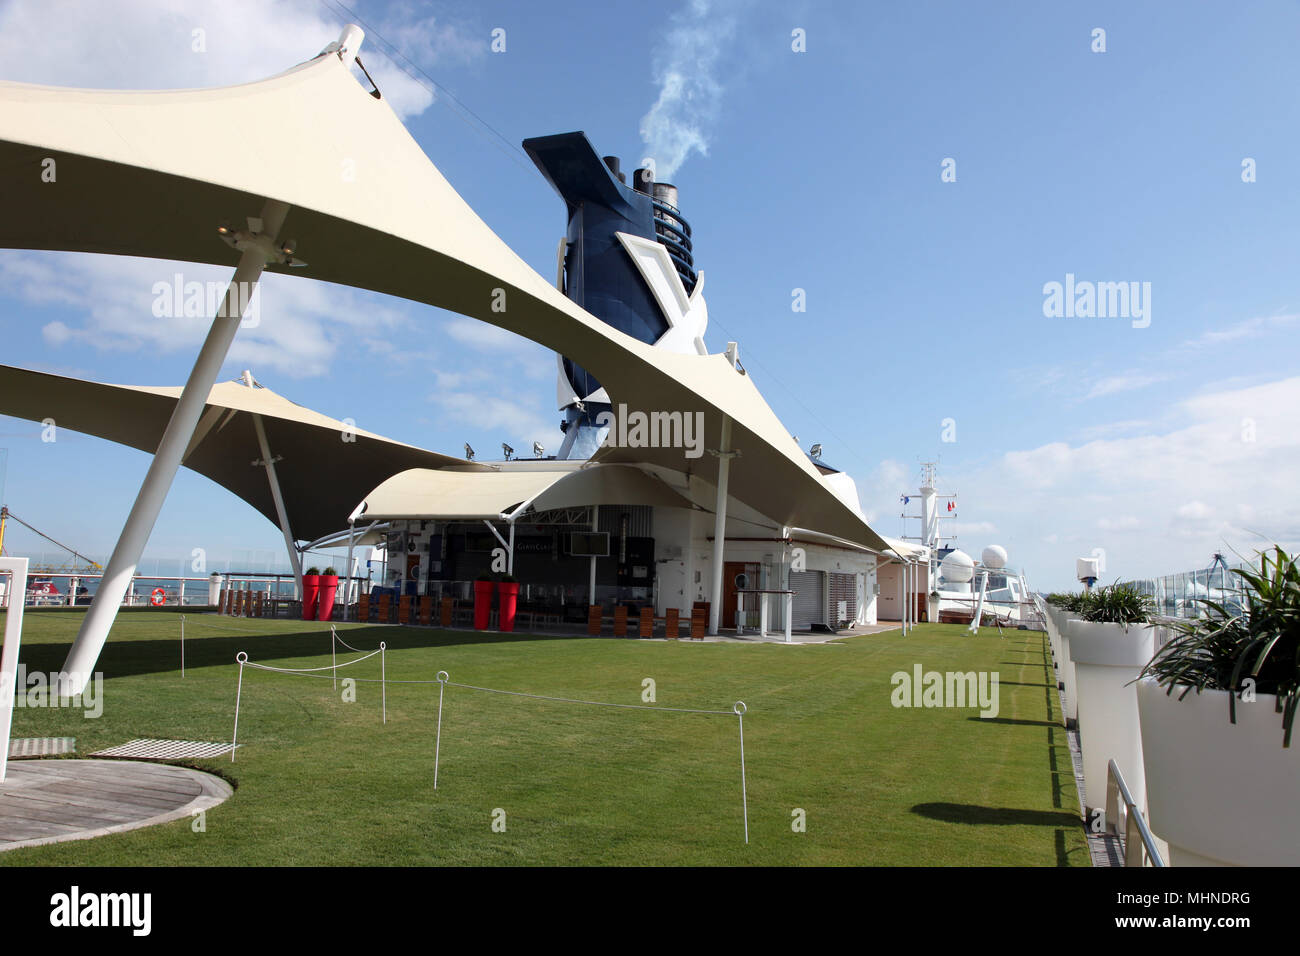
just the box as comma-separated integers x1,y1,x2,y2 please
790,570,824,629
828,572,857,627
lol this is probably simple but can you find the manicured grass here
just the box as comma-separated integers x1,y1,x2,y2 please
0,611,1089,865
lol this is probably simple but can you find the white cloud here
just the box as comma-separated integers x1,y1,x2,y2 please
0,0,481,120
443,318,554,379
41,321,73,347
1177,501,1211,520
1,251,412,379
1097,516,1142,532
959,376,1300,588
1181,312,1299,350
430,389,555,452
1085,371,1170,400
951,521,997,536
1077,418,1156,440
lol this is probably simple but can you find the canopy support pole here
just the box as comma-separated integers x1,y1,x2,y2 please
343,519,356,621
252,413,303,600
589,505,599,605
61,199,291,695
708,415,735,636
969,570,988,635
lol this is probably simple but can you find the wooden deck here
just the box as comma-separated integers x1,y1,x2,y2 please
0,759,232,852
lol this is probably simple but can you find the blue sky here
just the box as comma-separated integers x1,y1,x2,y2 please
0,0,1297,591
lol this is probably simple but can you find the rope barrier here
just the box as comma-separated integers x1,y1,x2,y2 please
242,649,380,673
330,625,374,655
228,653,750,843
441,680,737,716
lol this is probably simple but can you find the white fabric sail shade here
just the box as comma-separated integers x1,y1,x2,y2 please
0,38,891,553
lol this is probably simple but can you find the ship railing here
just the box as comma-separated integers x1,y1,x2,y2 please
1105,759,1165,867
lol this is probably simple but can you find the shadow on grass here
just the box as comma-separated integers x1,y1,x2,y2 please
16,618,598,682
966,715,1061,728
911,802,1082,829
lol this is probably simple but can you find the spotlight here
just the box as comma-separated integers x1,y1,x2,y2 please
533,441,545,458
216,223,232,236
810,443,823,460
464,443,475,461
279,239,297,256
502,443,514,461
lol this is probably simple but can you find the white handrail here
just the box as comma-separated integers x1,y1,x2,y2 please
1105,758,1165,867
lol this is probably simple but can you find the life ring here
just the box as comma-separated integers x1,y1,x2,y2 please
150,587,166,607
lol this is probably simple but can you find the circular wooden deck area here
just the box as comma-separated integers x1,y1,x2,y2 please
0,759,232,852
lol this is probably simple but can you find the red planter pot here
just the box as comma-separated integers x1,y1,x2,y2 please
497,581,519,632
317,576,339,622
473,580,494,630
301,574,321,621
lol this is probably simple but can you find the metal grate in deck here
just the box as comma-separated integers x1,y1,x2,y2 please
8,737,76,758
90,738,236,761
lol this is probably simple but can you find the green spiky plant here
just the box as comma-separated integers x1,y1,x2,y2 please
1140,545,1300,746
305,567,321,576
1078,582,1153,626
1046,592,1086,612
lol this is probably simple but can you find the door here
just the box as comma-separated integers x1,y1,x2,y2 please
722,561,758,629
657,560,686,616
790,570,825,630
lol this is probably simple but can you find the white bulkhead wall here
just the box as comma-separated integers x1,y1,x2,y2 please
651,500,877,627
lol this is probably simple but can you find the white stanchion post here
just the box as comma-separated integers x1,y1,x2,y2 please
734,701,749,845
434,670,448,789
380,641,387,725
231,652,248,763
180,615,185,678
0,558,30,783
708,416,734,636
331,625,337,691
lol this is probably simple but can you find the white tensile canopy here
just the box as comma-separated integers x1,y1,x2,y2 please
0,31,888,553
0,25,891,682
358,464,696,521
0,363,483,541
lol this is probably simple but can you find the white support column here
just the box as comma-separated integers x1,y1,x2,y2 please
906,560,913,635
252,413,303,600
0,557,29,782
903,560,909,635
343,519,357,622
708,415,734,636
507,521,516,576
969,570,989,635
61,199,291,696
896,558,904,635
589,505,599,605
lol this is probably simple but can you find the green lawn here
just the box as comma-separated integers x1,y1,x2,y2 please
0,611,1089,865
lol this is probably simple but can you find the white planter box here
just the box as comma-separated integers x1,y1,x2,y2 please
1066,620,1155,813
1059,618,1080,727
1044,607,1062,665
1138,677,1300,866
